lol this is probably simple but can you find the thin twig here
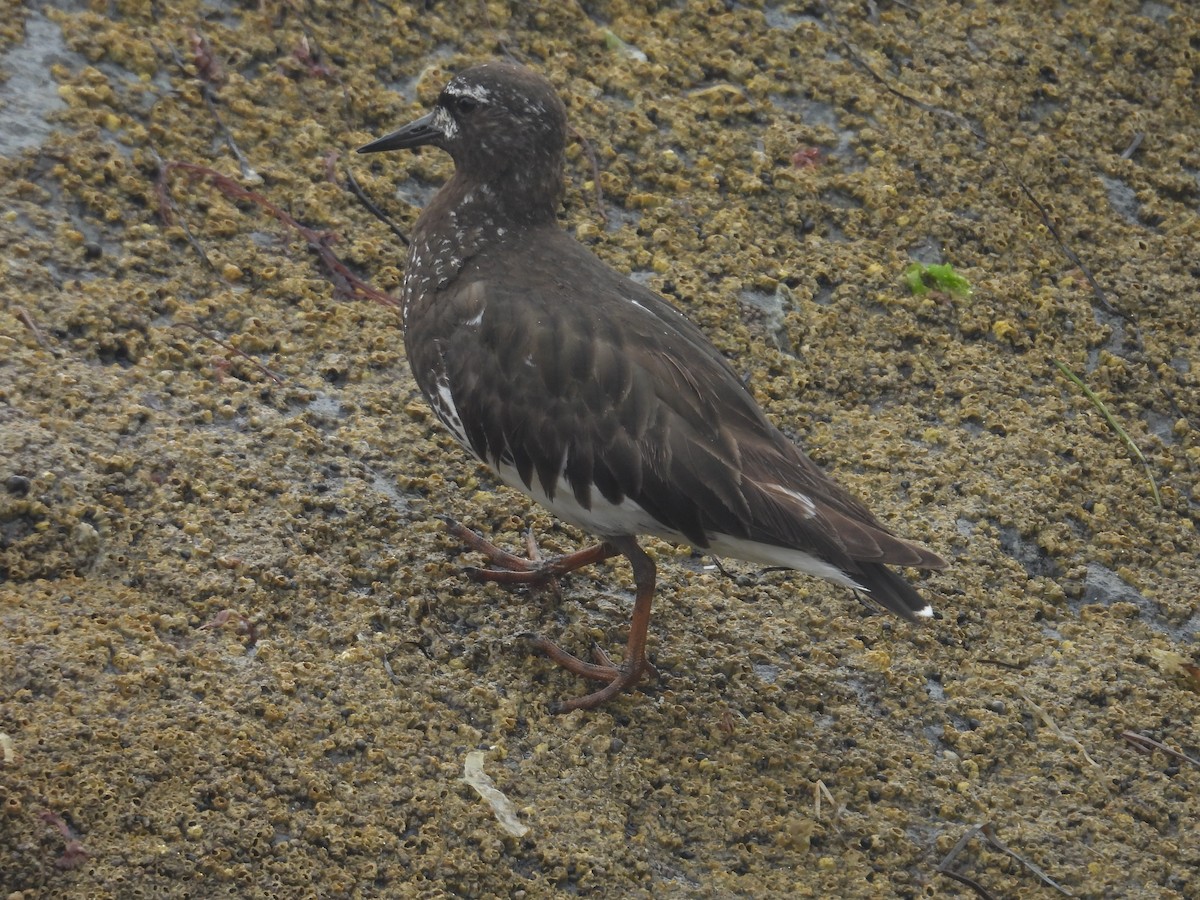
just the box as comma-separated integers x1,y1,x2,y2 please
978,657,1026,670
1120,132,1144,160
200,88,260,183
813,780,837,820
1121,731,1200,769
1051,359,1162,507
170,35,260,183
937,822,1073,898
936,823,997,900
1013,181,1116,314
152,150,219,274
16,306,54,353
707,555,739,580
811,779,847,846
344,166,410,246
1017,687,1099,768
571,126,608,227
939,869,997,900
979,823,1073,896
159,161,399,307
172,322,285,384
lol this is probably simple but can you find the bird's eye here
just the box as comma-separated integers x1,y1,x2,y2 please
454,95,479,114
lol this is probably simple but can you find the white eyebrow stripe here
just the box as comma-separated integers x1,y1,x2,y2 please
446,82,492,103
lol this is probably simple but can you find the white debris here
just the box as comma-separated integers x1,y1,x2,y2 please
462,750,529,837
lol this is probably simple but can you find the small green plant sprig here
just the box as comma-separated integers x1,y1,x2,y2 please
904,263,973,298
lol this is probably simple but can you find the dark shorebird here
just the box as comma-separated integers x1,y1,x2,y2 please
358,61,945,712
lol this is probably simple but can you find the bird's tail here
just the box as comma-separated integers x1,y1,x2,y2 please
852,562,935,621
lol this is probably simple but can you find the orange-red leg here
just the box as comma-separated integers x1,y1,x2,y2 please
441,516,617,582
531,535,658,712
442,520,658,712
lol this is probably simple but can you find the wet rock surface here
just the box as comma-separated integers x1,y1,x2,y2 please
1,1,1198,897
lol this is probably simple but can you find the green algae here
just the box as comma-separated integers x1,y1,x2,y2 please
903,263,973,298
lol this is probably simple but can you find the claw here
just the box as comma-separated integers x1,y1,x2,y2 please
590,642,616,668
523,528,542,562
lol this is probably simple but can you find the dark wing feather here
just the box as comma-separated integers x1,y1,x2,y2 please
419,226,944,578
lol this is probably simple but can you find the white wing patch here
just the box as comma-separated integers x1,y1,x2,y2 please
432,378,470,449
762,483,818,518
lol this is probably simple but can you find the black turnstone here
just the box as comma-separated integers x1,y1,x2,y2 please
358,61,946,712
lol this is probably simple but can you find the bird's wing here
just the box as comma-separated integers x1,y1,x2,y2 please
431,229,943,570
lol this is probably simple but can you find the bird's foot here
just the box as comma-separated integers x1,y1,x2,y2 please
441,521,659,713
521,635,657,713
440,516,616,586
